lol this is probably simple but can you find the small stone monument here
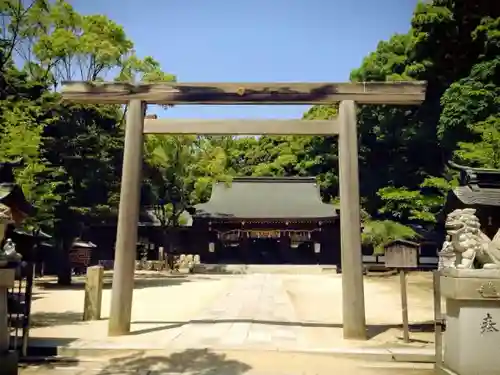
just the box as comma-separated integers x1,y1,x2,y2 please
438,208,500,375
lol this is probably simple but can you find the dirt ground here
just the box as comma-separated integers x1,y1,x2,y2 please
283,271,437,347
27,271,438,350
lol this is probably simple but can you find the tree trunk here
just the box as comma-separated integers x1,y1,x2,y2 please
160,229,173,270
56,236,74,285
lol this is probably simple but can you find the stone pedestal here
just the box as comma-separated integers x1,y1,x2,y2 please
440,269,500,375
0,268,18,375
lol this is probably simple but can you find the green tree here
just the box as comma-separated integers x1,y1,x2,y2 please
361,220,419,255
1,0,176,284
233,0,499,231
439,16,500,167
143,135,231,251
0,60,61,230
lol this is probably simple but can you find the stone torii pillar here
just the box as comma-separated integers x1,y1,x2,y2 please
108,100,145,336
338,100,366,339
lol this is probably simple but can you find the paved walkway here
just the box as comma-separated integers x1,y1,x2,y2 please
168,274,302,349
28,272,437,353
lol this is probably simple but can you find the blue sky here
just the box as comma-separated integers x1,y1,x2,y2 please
72,0,418,119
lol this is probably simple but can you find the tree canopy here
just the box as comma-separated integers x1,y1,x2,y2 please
0,0,498,278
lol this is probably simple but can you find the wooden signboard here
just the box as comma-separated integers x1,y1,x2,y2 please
384,239,420,343
384,240,419,269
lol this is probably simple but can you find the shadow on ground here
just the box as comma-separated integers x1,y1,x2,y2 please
28,311,90,328
24,337,78,357
30,292,46,302
7,292,46,313
97,349,252,375
33,273,210,291
18,356,80,370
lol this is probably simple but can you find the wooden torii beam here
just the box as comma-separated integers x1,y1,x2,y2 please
143,119,340,135
61,81,426,105
61,80,427,340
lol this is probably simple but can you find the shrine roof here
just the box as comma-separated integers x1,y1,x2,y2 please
448,161,500,207
194,177,337,220
0,160,35,216
450,186,500,207
0,183,35,215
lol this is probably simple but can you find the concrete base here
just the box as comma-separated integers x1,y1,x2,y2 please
0,272,16,354
0,350,18,375
440,269,500,375
193,264,338,274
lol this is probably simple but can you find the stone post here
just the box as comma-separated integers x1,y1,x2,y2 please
338,100,367,340
83,266,104,321
439,269,500,375
108,100,145,336
0,268,17,375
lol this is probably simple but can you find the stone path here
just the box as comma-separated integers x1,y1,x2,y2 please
169,274,302,349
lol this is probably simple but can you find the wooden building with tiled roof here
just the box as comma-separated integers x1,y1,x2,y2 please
191,177,340,264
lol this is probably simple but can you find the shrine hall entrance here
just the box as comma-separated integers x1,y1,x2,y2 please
248,239,320,265
249,238,282,264
296,242,319,265
247,240,319,265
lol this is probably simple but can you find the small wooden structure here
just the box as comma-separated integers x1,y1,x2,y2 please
384,239,419,269
384,239,420,343
61,80,427,339
69,240,96,275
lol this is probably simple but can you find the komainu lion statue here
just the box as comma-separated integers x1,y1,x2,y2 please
439,208,500,270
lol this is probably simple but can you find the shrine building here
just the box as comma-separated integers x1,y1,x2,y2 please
190,177,340,265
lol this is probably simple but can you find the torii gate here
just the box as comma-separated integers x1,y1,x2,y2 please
61,81,427,340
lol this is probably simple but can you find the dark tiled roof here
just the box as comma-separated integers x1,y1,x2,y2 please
452,186,500,207
0,183,35,215
449,161,500,188
73,240,97,248
13,228,52,239
444,161,500,210
194,177,337,220
384,239,419,249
